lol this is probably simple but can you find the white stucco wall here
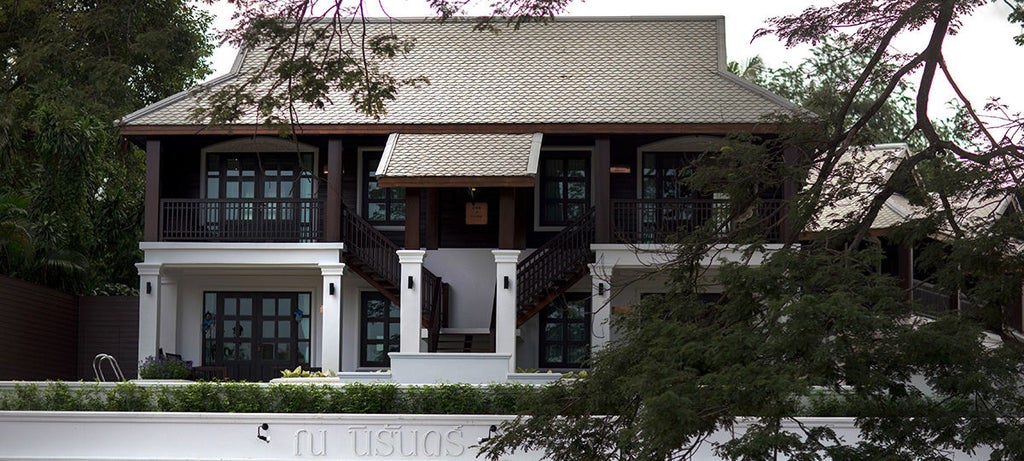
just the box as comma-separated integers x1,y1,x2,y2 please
0,411,993,460
423,249,499,329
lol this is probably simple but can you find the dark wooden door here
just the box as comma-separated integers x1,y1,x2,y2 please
202,292,312,381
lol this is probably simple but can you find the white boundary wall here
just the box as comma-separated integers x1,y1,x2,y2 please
0,412,992,460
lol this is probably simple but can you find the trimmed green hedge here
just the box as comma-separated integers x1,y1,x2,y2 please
0,382,540,414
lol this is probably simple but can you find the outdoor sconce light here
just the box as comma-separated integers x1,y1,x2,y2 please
504,276,510,289
329,283,335,295
408,276,414,289
257,423,270,443
146,282,152,294
478,425,499,443
598,283,605,296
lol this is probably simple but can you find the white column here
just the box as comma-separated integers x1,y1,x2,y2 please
319,263,345,373
493,249,521,373
158,275,178,355
589,263,614,354
135,262,162,372
398,250,426,353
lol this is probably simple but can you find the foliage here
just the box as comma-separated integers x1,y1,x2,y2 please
747,36,920,148
0,0,213,293
279,366,337,378
477,1,1024,459
138,356,193,380
0,381,540,414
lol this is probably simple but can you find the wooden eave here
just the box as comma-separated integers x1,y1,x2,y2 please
377,176,534,188
119,122,784,138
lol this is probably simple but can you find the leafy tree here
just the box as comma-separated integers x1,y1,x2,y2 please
477,1,1024,459
0,0,213,292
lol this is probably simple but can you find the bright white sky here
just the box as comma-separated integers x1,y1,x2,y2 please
199,0,1023,120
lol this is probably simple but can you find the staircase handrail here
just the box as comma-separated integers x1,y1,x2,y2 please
341,205,401,289
516,207,596,311
423,267,449,352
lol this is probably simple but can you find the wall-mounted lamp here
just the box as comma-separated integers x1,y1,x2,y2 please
503,276,510,290
146,282,152,295
598,283,605,296
329,283,335,296
257,423,270,443
408,276,414,289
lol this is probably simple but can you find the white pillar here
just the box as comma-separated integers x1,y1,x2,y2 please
135,262,162,372
158,275,178,355
398,250,426,353
493,249,521,373
589,263,614,354
319,263,345,373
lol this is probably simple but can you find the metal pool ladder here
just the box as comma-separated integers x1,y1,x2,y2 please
93,354,125,382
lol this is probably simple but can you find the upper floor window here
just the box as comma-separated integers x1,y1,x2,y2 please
539,151,590,227
362,150,405,226
641,152,707,200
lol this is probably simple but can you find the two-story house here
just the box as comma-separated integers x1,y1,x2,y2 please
119,16,803,382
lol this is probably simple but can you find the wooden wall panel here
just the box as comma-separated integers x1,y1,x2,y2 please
77,296,139,380
0,276,78,380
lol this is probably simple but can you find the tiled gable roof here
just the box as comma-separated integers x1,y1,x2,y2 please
377,133,541,186
121,17,802,128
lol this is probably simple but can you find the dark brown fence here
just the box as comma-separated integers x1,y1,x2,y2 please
0,276,139,380
0,275,79,380
78,296,139,379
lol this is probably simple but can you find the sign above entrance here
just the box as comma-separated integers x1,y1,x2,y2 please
466,203,488,225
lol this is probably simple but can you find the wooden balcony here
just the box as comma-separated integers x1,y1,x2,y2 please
610,198,785,244
159,198,324,242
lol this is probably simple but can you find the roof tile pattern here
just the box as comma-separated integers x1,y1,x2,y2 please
382,133,538,177
123,18,800,127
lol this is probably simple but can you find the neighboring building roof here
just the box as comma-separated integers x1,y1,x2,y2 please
120,16,803,132
377,133,542,187
808,143,922,232
807,143,1021,237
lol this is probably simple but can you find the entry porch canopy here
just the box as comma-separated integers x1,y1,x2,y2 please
375,133,543,188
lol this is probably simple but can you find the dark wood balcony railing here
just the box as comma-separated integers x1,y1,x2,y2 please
611,199,784,244
160,198,323,242
517,207,596,319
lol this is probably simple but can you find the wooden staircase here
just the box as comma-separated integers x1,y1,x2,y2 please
516,208,596,325
433,329,495,352
341,206,449,340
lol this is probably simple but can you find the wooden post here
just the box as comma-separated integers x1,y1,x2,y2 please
781,145,800,242
514,188,529,249
324,138,343,242
499,187,515,249
144,139,161,242
897,244,913,300
425,189,439,250
405,188,421,249
594,136,611,243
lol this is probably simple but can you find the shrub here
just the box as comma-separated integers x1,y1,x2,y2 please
0,382,541,414
106,383,154,411
138,355,191,380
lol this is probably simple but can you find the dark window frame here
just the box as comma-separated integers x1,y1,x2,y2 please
539,293,591,369
538,151,591,227
359,291,401,368
361,150,405,226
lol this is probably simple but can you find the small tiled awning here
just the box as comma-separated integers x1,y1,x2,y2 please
376,133,542,187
